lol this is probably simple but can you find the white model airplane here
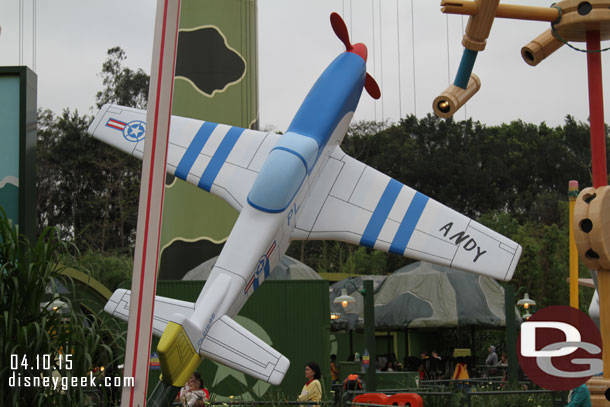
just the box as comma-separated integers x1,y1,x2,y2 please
90,13,522,387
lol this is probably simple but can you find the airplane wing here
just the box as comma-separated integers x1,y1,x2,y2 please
104,289,289,385
87,104,280,211
294,147,522,281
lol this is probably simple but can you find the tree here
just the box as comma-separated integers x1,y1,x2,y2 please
96,46,149,109
37,108,141,253
36,47,147,253
342,115,601,224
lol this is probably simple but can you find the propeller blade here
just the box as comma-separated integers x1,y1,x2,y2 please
330,12,352,51
365,73,381,100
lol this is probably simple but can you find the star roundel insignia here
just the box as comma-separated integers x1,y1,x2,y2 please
254,256,267,278
123,120,146,142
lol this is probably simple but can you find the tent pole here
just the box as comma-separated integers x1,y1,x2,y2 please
504,285,518,385
387,331,392,355
471,325,475,364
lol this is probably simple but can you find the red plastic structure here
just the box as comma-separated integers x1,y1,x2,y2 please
352,393,389,406
387,393,424,407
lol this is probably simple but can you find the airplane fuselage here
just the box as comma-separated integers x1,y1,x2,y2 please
187,51,367,347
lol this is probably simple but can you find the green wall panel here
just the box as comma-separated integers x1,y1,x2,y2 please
159,0,258,279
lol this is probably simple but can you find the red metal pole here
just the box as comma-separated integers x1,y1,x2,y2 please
586,30,607,188
586,30,610,384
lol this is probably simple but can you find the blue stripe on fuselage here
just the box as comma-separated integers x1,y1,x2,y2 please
199,126,244,191
389,192,429,255
175,121,218,180
360,179,402,248
287,52,365,152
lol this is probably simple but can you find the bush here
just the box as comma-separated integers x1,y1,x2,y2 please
0,208,125,406
60,250,132,292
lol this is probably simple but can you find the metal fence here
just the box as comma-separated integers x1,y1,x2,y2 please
337,381,567,407
461,389,567,407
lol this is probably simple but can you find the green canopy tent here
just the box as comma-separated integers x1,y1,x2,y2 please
182,255,322,281
330,262,521,373
330,261,521,330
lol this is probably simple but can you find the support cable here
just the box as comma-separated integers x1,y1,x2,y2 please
446,14,451,87
379,0,384,121
396,0,402,119
462,15,467,120
350,0,353,38
19,0,23,65
411,0,416,117
372,0,377,122
33,0,37,71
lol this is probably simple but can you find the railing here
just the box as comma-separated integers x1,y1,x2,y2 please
462,389,567,407
339,381,566,407
161,382,566,407
170,402,333,406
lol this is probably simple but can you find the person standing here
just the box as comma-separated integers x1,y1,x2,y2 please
565,383,591,407
486,346,498,366
485,345,498,377
330,354,339,384
298,362,322,407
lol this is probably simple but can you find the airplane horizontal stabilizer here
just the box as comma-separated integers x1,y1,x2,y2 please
104,289,289,385
200,315,289,385
104,289,195,337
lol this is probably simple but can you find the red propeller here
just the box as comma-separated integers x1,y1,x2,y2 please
330,12,352,51
330,12,381,100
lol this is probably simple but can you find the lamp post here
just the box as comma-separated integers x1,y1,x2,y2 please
517,292,536,320
333,279,377,391
505,287,536,386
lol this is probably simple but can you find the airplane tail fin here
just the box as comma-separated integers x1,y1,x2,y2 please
104,289,289,386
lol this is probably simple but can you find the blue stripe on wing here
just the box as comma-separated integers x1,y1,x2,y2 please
389,192,429,255
175,121,218,180
360,179,402,248
199,127,245,191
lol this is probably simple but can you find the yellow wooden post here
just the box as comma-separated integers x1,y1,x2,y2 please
569,180,579,309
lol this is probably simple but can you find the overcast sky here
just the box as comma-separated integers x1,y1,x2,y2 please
1,0,609,132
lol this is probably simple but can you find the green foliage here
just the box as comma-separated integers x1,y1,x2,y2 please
287,241,390,275
464,387,562,407
60,251,133,292
478,204,593,311
342,114,600,223
37,46,147,254
0,208,125,406
37,108,141,254
96,47,149,110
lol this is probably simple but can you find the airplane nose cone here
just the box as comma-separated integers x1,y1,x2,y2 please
349,43,368,62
